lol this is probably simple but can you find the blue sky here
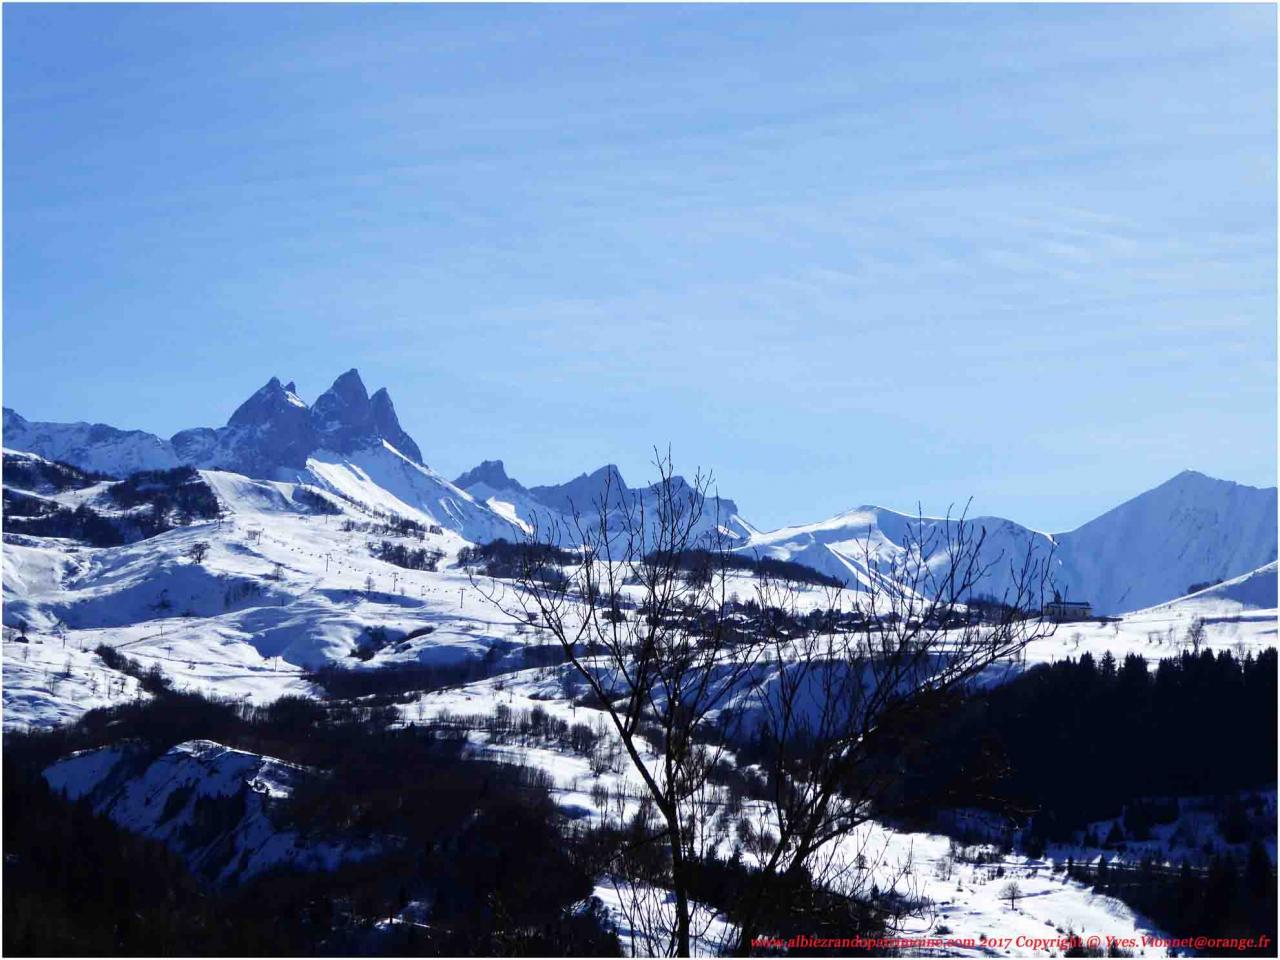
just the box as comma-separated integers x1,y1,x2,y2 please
4,4,1275,531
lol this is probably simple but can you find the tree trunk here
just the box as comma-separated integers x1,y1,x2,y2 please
667,812,692,956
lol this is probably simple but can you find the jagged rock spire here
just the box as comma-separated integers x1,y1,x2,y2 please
308,370,423,464
370,387,423,465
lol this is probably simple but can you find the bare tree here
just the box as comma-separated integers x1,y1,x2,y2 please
187,541,210,565
476,453,762,954
729,504,1054,951
999,880,1022,909
475,452,1054,956
1186,615,1206,654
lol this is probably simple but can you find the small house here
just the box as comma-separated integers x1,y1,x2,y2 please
1043,597,1092,622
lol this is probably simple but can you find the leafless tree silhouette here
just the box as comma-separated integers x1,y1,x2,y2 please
474,450,1055,956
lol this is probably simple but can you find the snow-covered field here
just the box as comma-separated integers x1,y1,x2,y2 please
3,634,149,729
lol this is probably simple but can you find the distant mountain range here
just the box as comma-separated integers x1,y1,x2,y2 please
5,370,513,544
451,459,756,545
5,370,1276,614
735,472,1277,615
5,370,423,479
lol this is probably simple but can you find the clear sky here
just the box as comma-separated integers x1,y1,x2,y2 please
4,4,1275,532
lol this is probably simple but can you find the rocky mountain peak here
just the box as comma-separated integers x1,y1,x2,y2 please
369,387,423,465
227,376,306,429
454,459,522,491
310,369,376,451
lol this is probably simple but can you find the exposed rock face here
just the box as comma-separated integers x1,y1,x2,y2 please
300,371,425,464
228,377,298,429
370,387,423,465
183,376,317,473
311,369,378,454
453,459,524,492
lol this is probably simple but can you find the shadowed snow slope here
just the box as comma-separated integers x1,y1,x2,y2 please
1134,560,1278,617
44,740,381,884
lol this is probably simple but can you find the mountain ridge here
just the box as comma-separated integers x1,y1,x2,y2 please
5,373,1275,614
6,369,427,478
4,371,518,543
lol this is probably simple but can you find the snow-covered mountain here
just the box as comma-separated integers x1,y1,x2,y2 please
1051,470,1277,615
453,458,1274,616
3,409,181,476
5,371,518,544
738,506,1056,603
6,370,430,480
453,460,758,545
5,372,1275,615
739,472,1276,616
5,371,430,478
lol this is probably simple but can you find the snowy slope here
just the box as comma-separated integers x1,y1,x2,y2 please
44,739,382,884
1051,471,1277,614
739,506,1055,602
1129,561,1278,618
3,465,537,728
300,443,518,544
3,631,150,729
5,456,1272,734
401,663,1171,958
